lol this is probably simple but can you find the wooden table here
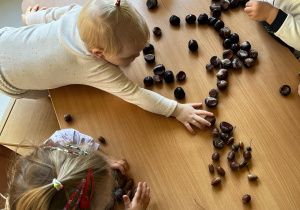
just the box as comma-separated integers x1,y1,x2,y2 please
50,0,300,209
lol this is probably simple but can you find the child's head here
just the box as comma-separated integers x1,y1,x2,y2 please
7,144,114,210
77,0,150,66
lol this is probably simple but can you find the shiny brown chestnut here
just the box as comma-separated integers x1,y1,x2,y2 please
217,80,228,90
153,64,165,75
209,88,219,98
205,97,218,107
216,69,229,80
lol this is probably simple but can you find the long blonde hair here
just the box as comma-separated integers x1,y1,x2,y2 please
77,0,150,55
6,144,114,210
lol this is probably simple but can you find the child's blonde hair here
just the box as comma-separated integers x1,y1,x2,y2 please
6,144,114,210
77,0,150,55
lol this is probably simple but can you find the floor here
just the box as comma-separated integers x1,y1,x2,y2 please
0,0,23,120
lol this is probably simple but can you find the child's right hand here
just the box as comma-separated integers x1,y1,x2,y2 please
123,182,150,210
244,1,278,24
171,103,214,134
22,4,47,25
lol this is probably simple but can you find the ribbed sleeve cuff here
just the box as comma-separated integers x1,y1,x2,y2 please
269,9,288,33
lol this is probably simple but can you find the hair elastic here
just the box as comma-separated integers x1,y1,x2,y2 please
115,0,121,6
53,178,63,191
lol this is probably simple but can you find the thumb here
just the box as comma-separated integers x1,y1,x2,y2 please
123,195,131,209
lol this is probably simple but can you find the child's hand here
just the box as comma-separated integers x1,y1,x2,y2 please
22,5,47,25
244,1,278,24
298,84,300,96
109,157,129,175
123,182,150,210
171,103,214,134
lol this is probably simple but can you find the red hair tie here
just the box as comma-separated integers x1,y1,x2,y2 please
115,0,121,6
80,168,94,208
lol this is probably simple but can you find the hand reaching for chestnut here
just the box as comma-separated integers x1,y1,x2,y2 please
244,1,278,24
171,103,214,134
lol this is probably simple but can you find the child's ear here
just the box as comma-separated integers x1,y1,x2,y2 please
92,48,105,59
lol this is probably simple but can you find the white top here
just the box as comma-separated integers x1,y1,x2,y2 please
44,128,99,150
266,0,300,51
0,4,177,117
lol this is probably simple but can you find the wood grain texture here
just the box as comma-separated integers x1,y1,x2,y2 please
49,0,300,209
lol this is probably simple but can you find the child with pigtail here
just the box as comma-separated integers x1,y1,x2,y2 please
3,129,150,210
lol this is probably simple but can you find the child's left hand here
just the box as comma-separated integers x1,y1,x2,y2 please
22,4,47,25
109,157,129,175
244,1,278,24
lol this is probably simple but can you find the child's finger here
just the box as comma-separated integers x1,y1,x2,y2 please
122,195,131,208
191,120,206,131
185,123,195,134
141,182,147,199
135,182,142,200
26,6,32,12
119,158,129,172
245,1,254,7
32,5,39,12
41,7,47,10
190,103,203,108
194,115,211,127
195,110,214,116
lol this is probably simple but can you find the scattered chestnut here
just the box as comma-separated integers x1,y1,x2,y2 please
243,151,252,160
220,132,230,142
205,97,218,107
232,58,243,70
208,16,218,26
223,38,232,49
210,4,222,11
220,0,230,10
217,80,228,90
211,177,221,186
221,59,232,69
170,15,180,26
212,152,220,161
241,41,251,51
216,69,229,80
229,33,239,43
279,85,291,96
227,151,235,161
198,13,209,24
227,137,234,145
153,64,165,76
229,0,239,8
230,43,240,53
64,114,72,122
212,127,220,138
124,178,134,190
219,27,231,39
176,71,186,81
164,70,174,83
248,49,258,59
185,14,196,24
188,40,198,51
144,54,155,63
114,188,126,202
248,174,258,181
143,43,154,55
98,136,106,144
242,194,251,204
127,190,133,200
205,116,216,126
232,143,239,151
152,27,162,36
239,141,244,149
239,160,248,168
246,146,252,151
143,76,154,86
244,58,255,68
206,63,214,72
237,50,249,60
209,164,215,173
222,49,234,60
213,138,225,149
174,87,185,99
153,75,163,83
146,0,157,9
210,56,221,67
212,9,222,18
214,20,224,31
217,166,226,176
230,162,239,171
209,88,219,98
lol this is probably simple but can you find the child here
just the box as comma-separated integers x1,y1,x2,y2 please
244,0,300,95
0,0,214,134
4,128,150,210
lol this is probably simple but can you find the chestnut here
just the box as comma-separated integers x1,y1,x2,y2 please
114,188,126,202
220,121,233,133
214,20,224,31
170,15,180,26
232,143,239,151
212,127,220,137
146,0,157,9
219,27,231,39
64,114,72,122
176,71,186,81
221,59,232,69
240,41,251,51
210,56,221,67
223,38,232,49
188,40,198,51
143,76,154,86
246,146,252,151
248,174,258,181
143,43,154,55
152,27,162,36
211,177,221,186
198,13,208,24
243,58,255,68
174,87,185,99
232,58,243,70
206,63,214,72
222,49,234,60
98,136,106,143
208,17,218,26
144,54,155,63
205,97,218,107
220,132,230,142
227,137,234,145
239,160,248,168
227,151,235,161
209,88,218,98
210,4,222,11
212,9,222,18
230,43,240,53
209,164,214,173
153,64,165,75
230,162,239,171
279,85,291,96
229,0,239,8
242,194,251,204
237,50,248,60
212,152,220,161
217,166,226,176
220,0,230,10
229,33,239,43
185,14,196,24
243,150,252,160
216,69,228,80
124,178,134,190
248,49,258,59
217,80,228,90
164,70,174,83
153,75,163,83
205,115,216,126
239,141,244,149
213,138,225,149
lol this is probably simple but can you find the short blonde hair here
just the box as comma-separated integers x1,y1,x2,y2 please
77,0,150,55
7,144,114,210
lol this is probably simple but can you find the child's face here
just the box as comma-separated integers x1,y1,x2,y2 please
103,43,144,67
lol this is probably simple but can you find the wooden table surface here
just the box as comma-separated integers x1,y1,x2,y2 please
49,0,300,209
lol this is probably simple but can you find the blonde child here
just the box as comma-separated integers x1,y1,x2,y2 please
244,0,300,95
4,129,150,210
0,0,214,134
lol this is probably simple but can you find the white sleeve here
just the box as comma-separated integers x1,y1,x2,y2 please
44,129,99,150
24,4,79,25
86,62,178,117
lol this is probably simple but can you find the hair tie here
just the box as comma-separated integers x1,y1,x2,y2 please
115,0,121,6
53,178,63,191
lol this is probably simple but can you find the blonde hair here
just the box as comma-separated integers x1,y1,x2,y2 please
77,0,150,55
6,144,114,210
